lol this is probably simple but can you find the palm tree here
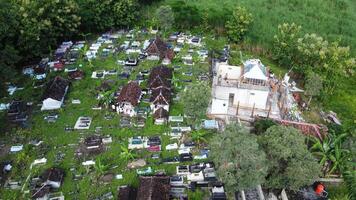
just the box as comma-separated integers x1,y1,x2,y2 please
191,131,208,148
94,158,108,176
99,90,114,109
119,146,136,161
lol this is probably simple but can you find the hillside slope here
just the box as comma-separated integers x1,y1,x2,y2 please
166,0,356,54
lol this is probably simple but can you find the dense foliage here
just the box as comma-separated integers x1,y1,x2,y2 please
155,6,174,32
0,0,20,96
0,0,139,97
170,1,201,29
180,82,211,124
273,23,355,96
210,123,267,192
225,6,253,43
258,126,321,190
253,118,277,135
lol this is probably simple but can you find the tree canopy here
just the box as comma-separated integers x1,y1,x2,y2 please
180,82,211,124
0,0,140,97
210,123,268,192
273,23,355,95
226,6,253,43
155,5,174,32
258,125,321,190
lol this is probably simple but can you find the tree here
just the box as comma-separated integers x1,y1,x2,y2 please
17,0,81,59
309,131,350,175
0,0,20,97
191,130,208,148
180,82,211,125
113,0,138,27
210,123,268,193
171,1,201,29
273,23,355,94
273,23,302,68
305,72,323,106
98,90,115,109
253,118,277,135
321,41,355,94
76,0,114,32
295,33,329,73
155,6,174,32
225,6,253,43
259,125,321,190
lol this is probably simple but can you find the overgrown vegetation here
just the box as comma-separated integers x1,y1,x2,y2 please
210,124,267,193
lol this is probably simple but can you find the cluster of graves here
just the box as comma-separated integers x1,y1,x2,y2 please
0,28,230,200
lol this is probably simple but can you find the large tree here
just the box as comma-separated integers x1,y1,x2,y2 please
210,123,268,193
273,23,355,94
272,23,302,68
225,6,253,43
180,82,211,124
170,0,201,29
155,6,174,32
259,125,321,190
0,0,20,97
17,0,81,59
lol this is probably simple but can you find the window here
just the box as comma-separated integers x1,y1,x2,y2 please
229,93,234,106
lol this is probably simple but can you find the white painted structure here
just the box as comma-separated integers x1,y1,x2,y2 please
41,96,66,111
209,59,270,119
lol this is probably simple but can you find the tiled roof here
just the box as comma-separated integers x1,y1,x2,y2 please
42,76,69,101
150,88,171,105
117,82,141,106
149,66,173,83
153,107,169,119
136,176,170,200
146,37,175,60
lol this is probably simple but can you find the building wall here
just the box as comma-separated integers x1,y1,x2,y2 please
214,86,269,110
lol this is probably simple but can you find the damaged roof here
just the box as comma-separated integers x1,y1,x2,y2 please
136,176,170,200
42,76,69,101
117,82,142,106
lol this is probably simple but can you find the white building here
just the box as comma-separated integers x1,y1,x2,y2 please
209,59,277,121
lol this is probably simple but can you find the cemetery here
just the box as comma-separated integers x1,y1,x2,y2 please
0,9,354,199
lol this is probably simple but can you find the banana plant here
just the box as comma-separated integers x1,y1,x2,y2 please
191,130,208,148
310,132,350,175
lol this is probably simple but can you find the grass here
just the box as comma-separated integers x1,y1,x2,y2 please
157,0,356,125
1,21,354,199
0,31,213,199
164,0,356,55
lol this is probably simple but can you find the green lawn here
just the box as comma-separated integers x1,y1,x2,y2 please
0,32,213,199
165,0,356,55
